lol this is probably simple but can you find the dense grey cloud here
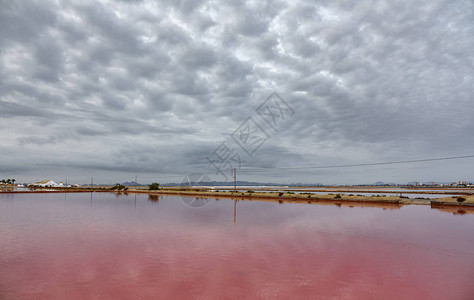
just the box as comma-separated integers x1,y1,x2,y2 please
1,0,474,184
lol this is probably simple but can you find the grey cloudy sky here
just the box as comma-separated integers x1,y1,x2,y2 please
1,0,474,185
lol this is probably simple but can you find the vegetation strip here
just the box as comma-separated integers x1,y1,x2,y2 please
2,187,474,207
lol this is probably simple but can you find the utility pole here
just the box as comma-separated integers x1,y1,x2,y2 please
135,174,137,186
91,177,93,187
233,168,237,192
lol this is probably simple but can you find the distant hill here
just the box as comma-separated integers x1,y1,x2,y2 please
81,180,471,187
121,181,147,186
84,182,147,186
159,180,322,187
373,181,397,186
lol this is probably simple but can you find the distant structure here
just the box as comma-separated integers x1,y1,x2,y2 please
28,180,64,187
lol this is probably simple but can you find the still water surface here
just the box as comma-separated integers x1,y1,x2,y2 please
1,192,473,299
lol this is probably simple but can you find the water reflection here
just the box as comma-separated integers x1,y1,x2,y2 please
431,204,474,215
1,193,474,299
230,196,403,210
180,195,211,208
148,194,161,203
234,199,237,225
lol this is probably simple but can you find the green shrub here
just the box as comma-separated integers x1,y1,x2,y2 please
149,182,160,190
457,197,466,203
110,184,127,190
334,194,342,199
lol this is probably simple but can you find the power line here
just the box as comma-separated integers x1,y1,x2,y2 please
72,154,474,183
237,154,474,173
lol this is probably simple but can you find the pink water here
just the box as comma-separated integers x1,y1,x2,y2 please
1,193,473,299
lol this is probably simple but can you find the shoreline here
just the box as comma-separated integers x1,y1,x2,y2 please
2,187,474,208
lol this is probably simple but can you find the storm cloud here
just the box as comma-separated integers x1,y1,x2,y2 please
1,0,473,184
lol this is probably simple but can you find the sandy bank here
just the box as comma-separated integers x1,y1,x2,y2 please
2,188,474,208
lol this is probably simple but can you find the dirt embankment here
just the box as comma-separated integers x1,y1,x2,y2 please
2,187,474,208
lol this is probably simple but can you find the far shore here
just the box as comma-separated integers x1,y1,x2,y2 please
2,186,474,209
